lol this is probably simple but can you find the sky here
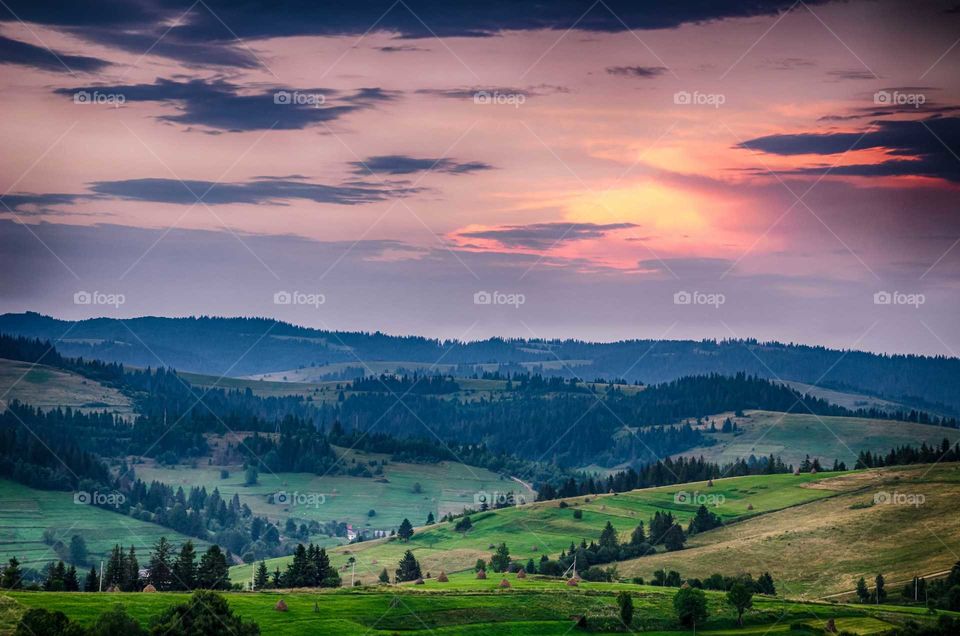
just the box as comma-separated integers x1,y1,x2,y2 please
1,0,959,356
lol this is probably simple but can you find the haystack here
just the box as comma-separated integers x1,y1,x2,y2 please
414,577,425,585
476,569,487,579
499,578,511,588
274,599,288,612
142,584,157,593
437,571,449,582
516,568,526,579
566,577,579,586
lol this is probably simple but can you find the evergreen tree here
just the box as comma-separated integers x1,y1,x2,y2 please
426,512,435,524
663,524,686,551
172,541,197,591
599,521,619,549
395,550,422,582
856,577,870,603
197,545,229,590
125,546,139,592
875,574,887,604
629,522,646,546
84,566,99,592
397,518,414,541
757,572,776,596
103,545,126,590
378,568,390,584
525,558,536,574
254,561,269,590
148,537,175,591
64,566,80,592
490,543,511,573
0,557,23,589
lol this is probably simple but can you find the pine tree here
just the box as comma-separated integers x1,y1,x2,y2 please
875,574,887,603
172,541,197,591
856,577,870,603
254,561,269,589
426,512,435,524
395,550,422,582
0,557,23,589
599,521,619,549
69,535,88,566
617,591,634,627
125,546,140,592
490,543,511,573
197,545,229,590
378,568,390,584
64,565,80,592
148,537,175,591
629,522,646,546
84,566,99,592
397,518,414,541
103,544,126,590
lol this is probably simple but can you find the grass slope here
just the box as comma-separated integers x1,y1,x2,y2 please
675,410,960,468
135,448,534,535
3,571,950,635
0,479,208,569
232,471,843,586
616,463,960,598
0,358,132,416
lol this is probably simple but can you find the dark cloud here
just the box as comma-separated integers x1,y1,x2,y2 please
0,192,84,212
375,45,428,53
824,69,876,81
0,35,110,73
460,222,637,249
1,1,824,66
53,79,396,131
738,117,960,182
351,155,493,176
606,66,667,78
88,177,422,205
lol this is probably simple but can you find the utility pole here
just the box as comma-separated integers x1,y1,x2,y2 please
99,560,103,592
351,560,355,587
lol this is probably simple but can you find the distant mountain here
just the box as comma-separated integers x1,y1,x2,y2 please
2,312,959,413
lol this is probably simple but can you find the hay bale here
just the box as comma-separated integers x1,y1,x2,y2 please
499,578,511,588
274,599,288,612
437,571,449,582
476,569,487,579
566,577,579,587
747,503,754,510
414,578,425,585
141,584,157,593
517,568,526,579
707,479,714,487
107,585,120,592
825,618,837,633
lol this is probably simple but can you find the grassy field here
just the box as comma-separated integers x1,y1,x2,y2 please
0,358,132,417
616,463,960,598
675,410,960,468
231,470,845,586
134,447,534,536
0,479,207,570
2,571,950,635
